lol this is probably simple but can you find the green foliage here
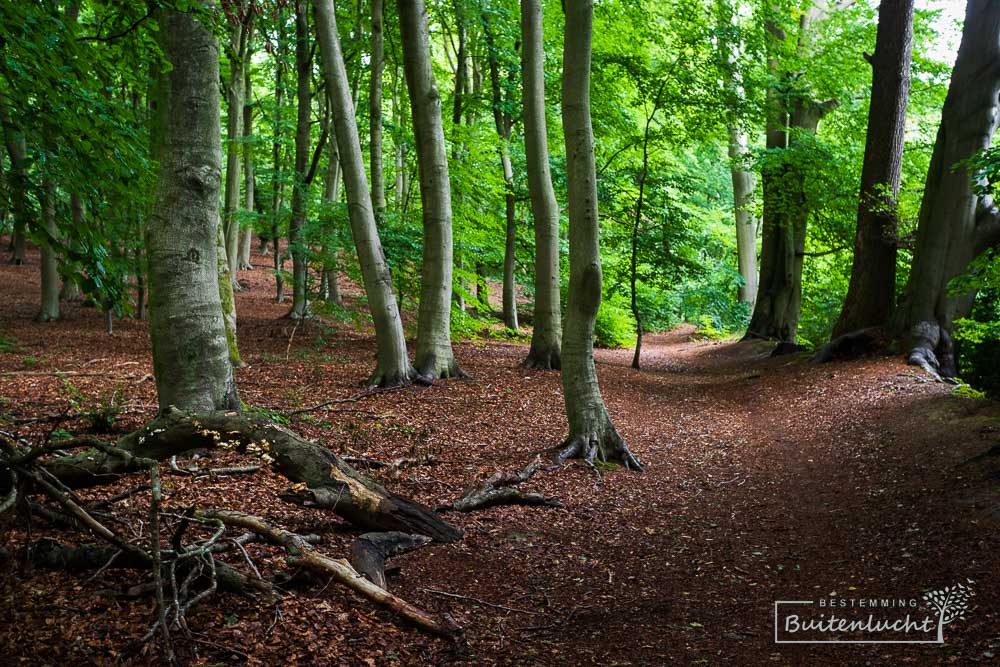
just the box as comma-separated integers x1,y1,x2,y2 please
594,295,636,349
692,315,730,341
0,336,21,353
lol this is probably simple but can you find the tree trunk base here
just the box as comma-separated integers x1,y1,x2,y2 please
556,430,642,472
905,320,958,381
813,327,893,363
521,347,561,371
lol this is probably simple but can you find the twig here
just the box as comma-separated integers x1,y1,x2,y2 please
421,588,542,615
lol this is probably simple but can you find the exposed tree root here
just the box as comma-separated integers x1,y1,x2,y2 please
349,531,432,589
41,408,462,543
201,510,455,636
813,326,892,363
439,458,563,512
521,348,561,371
905,321,958,381
555,430,643,473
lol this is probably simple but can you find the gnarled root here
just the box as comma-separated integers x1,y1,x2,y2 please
906,321,958,382
813,327,892,363
440,458,562,512
555,429,643,473
521,348,561,371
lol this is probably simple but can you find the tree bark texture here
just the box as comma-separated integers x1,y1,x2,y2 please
557,0,640,470
313,0,416,386
287,0,311,319
520,0,561,369
398,0,464,380
146,1,239,412
834,0,914,336
894,0,1000,378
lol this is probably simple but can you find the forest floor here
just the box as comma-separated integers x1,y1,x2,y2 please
1,242,999,666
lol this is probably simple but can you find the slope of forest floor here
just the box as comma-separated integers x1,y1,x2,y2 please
1,243,998,666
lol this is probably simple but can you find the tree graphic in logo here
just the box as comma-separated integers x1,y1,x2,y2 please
923,580,975,643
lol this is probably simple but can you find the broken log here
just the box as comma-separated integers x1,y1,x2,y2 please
201,510,454,636
350,531,432,589
42,408,461,543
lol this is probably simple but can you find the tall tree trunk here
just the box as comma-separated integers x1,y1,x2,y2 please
833,0,914,336
238,64,255,271
717,0,758,305
744,12,834,344
147,0,239,412
728,126,757,305
272,18,288,303
556,0,640,471
483,17,519,332
313,0,417,387
60,193,84,301
1,113,26,266
398,0,464,380
286,0,311,319
370,0,386,221
392,65,407,210
894,0,1000,378
520,0,561,369
223,8,252,285
36,178,60,322
319,93,343,305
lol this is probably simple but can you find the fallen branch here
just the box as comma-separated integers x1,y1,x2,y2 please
42,408,462,543
439,458,562,512
201,510,455,636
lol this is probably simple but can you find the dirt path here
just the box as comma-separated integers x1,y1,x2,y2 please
1,245,998,665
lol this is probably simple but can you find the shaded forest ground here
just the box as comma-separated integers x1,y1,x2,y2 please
1,241,998,666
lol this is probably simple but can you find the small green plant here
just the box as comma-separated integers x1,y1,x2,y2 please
691,315,729,341
0,336,22,353
451,306,490,341
952,383,988,400
243,403,290,424
21,356,40,367
51,428,73,440
59,378,125,433
593,297,637,349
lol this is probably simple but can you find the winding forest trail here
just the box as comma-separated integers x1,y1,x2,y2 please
1,244,998,665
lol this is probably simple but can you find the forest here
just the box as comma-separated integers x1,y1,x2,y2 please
0,0,998,664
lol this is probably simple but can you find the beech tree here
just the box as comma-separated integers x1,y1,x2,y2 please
745,4,837,344
520,0,561,369
398,0,464,380
287,0,312,319
834,0,914,336
894,0,1000,378
556,0,640,471
313,0,417,387
146,1,238,412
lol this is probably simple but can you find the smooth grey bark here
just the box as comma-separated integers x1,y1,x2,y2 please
483,16,519,332
238,65,255,271
313,0,417,387
60,193,84,301
520,0,561,369
36,178,60,322
147,1,239,412
556,0,640,471
398,0,464,380
223,7,252,282
286,0,311,319
834,0,914,336
319,93,342,305
894,0,1000,378
392,66,408,210
728,127,758,305
370,0,386,220
717,0,758,305
271,17,288,303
